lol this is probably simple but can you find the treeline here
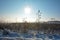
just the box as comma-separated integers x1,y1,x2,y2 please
0,23,60,34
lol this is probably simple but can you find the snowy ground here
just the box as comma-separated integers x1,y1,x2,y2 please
0,29,60,40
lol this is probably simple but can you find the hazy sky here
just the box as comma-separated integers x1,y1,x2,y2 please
0,0,60,22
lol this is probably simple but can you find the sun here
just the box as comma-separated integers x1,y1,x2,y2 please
24,6,31,14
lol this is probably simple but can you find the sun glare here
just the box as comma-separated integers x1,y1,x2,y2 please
24,6,31,14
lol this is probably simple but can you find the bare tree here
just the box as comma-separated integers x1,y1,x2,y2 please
36,10,42,31
36,10,41,22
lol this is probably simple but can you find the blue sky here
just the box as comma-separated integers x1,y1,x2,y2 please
0,0,60,22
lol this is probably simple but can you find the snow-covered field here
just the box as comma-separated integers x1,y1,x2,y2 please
0,29,60,40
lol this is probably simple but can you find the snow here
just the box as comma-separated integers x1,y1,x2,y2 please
0,29,60,40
